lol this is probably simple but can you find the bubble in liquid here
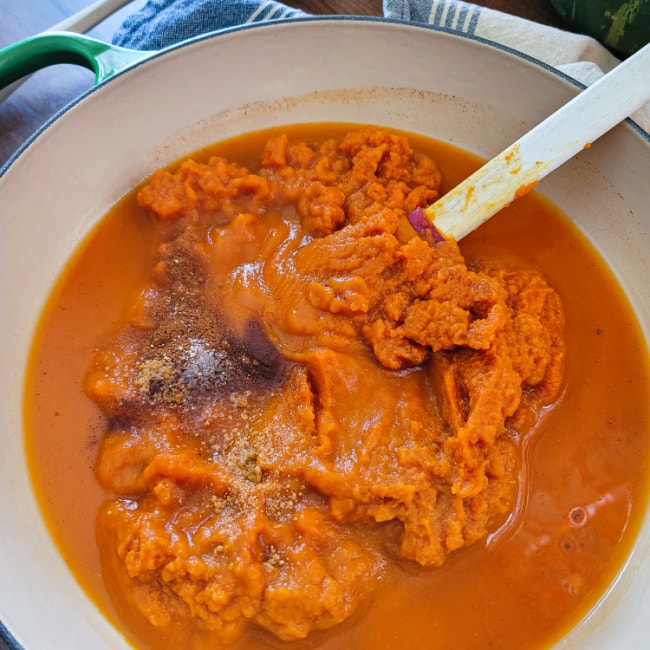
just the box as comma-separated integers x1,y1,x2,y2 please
559,534,576,553
569,506,587,527
562,574,584,597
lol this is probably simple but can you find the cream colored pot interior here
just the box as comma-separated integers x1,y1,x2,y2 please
0,18,648,650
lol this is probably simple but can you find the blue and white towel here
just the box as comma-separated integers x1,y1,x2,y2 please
113,0,307,49
113,0,649,131
385,0,621,74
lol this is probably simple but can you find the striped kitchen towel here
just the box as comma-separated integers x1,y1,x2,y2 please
383,0,621,74
385,0,649,130
113,0,307,49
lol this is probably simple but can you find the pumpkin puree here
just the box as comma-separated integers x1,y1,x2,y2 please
83,127,565,646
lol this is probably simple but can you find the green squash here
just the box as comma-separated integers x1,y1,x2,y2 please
550,0,650,57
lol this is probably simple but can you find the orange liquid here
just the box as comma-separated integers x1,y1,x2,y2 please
24,124,650,649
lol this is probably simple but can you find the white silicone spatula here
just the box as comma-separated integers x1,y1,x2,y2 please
409,41,650,243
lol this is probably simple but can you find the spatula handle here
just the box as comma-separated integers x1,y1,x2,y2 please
423,42,650,241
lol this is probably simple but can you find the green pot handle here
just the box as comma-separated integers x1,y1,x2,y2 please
0,31,153,90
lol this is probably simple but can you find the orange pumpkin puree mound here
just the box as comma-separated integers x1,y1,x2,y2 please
82,127,565,646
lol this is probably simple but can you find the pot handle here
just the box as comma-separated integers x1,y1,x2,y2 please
0,31,152,91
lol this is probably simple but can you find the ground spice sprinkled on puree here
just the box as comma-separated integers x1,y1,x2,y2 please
81,127,566,646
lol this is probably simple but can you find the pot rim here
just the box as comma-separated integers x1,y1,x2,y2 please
1,15,648,180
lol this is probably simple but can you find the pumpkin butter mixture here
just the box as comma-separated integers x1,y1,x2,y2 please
85,127,565,646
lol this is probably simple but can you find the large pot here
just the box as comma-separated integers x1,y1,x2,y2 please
0,17,648,650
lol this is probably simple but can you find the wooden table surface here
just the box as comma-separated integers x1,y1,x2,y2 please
0,0,570,168
0,1,565,649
